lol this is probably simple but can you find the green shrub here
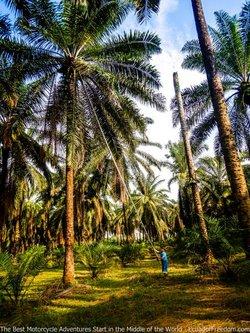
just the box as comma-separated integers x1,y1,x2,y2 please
172,216,243,264
0,246,45,307
208,217,242,259
218,258,250,284
172,227,205,264
236,259,250,282
46,247,64,268
115,243,146,267
76,243,113,279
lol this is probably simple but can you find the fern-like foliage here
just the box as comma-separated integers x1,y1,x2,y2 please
76,243,114,278
0,246,45,306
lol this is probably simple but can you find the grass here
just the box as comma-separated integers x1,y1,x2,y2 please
0,259,249,330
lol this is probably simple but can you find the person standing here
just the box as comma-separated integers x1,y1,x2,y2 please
159,248,168,274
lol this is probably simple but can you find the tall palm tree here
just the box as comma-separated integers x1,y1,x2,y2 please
2,0,164,285
43,133,163,245
173,72,213,263
190,0,250,258
177,4,250,154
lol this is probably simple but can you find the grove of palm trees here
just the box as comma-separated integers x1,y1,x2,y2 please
0,0,249,331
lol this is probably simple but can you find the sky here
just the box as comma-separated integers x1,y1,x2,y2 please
0,0,244,198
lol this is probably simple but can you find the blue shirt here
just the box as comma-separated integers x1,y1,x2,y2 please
160,251,168,261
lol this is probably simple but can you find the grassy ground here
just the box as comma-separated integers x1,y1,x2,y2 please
1,260,250,331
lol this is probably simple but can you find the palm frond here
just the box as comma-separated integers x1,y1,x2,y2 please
132,0,160,23
191,112,217,147
239,1,250,48
85,30,161,62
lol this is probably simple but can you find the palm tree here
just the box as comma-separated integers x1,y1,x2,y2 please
197,156,233,218
104,137,163,243
43,133,163,245
173,72,213,263
73,133,163,243
0,62,52,252
166,199,184,232
165,141,193,229
190,0,250,258
2,0,164,285
177,4,250,154
0,16,54,251
125,175,169,241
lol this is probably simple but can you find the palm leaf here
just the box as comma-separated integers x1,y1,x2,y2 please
131,0,160,23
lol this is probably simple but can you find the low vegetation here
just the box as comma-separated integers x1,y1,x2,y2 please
0,246,45,306
0,258,249,329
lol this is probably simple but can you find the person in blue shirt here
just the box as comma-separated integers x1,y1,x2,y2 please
159,248,168,274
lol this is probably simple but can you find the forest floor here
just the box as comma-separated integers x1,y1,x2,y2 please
0,260,250,332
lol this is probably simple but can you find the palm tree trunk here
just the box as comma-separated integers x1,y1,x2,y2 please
174,215,185,232
63,159,75,286
181,187,194,228
191,0,250,258
122,202,131,243
173,72,213,264
116,224,122,244
243,127,250,157
0,146,10,250
63,70,76,287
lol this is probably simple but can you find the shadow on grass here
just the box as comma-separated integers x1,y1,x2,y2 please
26,288,195,327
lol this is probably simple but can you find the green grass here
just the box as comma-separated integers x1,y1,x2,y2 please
1,260,250,330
